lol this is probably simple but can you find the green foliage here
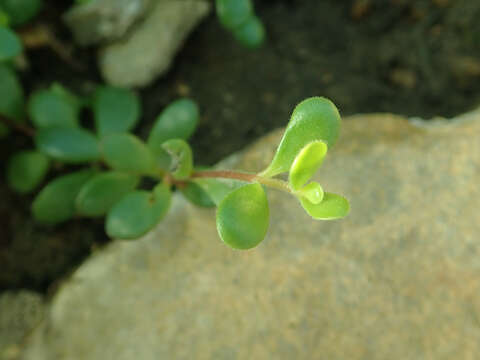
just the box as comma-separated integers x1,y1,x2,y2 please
0,26,22,61
215,0,265,48
4,91,349,248
105,184,171,239
7,151,49,193
0,63,24,120
28,88,79,128
35,127,100,163
216,183,269,250
76,172,139,217
101,133,156,175
0,0,43,26
93,86,140,137
32,169,94,224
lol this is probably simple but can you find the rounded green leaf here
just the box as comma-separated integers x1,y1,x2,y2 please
232,15,265,48
180,181,215,208
289,140,327,190
32,169,94,224
147,98,199,156
193,177,244,205
50,83,83,112
161,138,193,180
0,26,22,61
261,97,341,178
105,183,171,239
35,127,100,163
216,0,253,30
296,181,324,205
93,86,140,137
0,63,24,120
7,150,50,193
216,183,269,250
101,133,157,175
75,171,139,217
28,89,78,129
300,192,349,220
0,0,43,26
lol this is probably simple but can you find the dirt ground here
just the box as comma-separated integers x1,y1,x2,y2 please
1,0,479,293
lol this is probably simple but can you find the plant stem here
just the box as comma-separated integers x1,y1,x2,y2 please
191,170,292,193
0,115,35,137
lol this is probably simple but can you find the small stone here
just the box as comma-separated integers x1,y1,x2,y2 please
63,0,152,46
98,0,210,88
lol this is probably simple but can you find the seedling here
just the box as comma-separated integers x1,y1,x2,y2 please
2,86,349,249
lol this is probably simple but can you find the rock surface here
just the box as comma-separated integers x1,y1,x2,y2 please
22,109,480,359
63,0,152,46
0,291,44,360
98,0,210,87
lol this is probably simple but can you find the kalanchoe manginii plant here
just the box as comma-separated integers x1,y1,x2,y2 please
3,90,349,249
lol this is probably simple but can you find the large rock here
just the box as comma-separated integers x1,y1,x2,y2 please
64,0,152,46
22,109,480,359
98,0,210,87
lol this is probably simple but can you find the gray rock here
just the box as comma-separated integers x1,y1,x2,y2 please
98,0,210,88
22,109,480,360
0,291,44,360
63,0,152,46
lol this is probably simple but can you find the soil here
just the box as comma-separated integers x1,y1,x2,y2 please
1,0,480,293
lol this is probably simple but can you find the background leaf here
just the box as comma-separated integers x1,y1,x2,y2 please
105,183,171,239
147,98,199,156
0,0,43,26
101,133,156,175
93,86,140,137
35,127,100,163
289,140,327,190
193,177,244,205
216,183,269,250
32,169,94,224
0,26,22,61
28,89,78,128
161,138,193,180
0,63,24,120
261,97,341,177
216,0,253,30
300,192,349,220
75,171,139,217
7,150,50,193
232,15,265,48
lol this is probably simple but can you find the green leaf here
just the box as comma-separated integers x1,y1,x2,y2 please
147,98,199,156
0,123,8,137
289,140,327,190
75,171,139,217
35,127,100,163
0,26,22,61
7,150,50,193
232,15,265,48
216,0,253,30
0,10,9,26
93,86,140,137
296,181,324,205
28,89,78,129
261,97,341,178
193,177,244,205
101,133,157,175
105,183,171,239
32,169,94,224
180,181,215,208
216,183,269,250
0,0,43,26
50,83,83,112
0,63,24,120
300,192,349,220
161,138,193,180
